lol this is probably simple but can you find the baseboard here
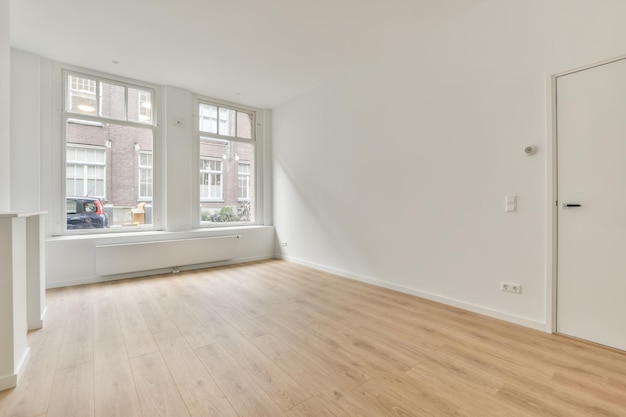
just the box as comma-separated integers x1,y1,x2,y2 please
46,254,277,289
0,347,30,391
281,255,549,332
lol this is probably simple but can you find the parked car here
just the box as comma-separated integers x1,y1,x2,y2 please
66,197,109,229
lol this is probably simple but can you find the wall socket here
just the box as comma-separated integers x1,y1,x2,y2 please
501,281,522,294
280,241,288,247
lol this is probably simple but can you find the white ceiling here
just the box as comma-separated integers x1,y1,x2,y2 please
10,0,481,108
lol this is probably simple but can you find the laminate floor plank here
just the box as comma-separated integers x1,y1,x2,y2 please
114,285,159,358
46,362,94,417
93,296,122,342
94,337,142,417
285,397,341,417
352,373,460,417
203,294,267,339
195,342,287,417
213,324,310,411
131,282,178,334
252,334,366,393
153,329,239,417
56,316,93,370
130,351,191,417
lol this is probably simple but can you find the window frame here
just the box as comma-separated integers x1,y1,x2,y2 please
194,97,260,228
60,68,160,235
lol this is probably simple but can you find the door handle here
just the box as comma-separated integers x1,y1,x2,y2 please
561,203,581,208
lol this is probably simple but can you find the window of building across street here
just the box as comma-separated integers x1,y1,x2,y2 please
198,101,255,225
63,72,156,232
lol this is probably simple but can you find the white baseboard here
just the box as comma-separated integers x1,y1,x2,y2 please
46,254,277,289
281,255,549,333
0,347,30,391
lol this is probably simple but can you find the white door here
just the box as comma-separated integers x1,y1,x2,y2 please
557,58,626,350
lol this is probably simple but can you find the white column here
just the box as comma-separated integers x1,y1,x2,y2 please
0,212,46,391
0,215,29,391
26,214,46,330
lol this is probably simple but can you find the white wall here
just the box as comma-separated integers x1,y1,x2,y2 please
10,53,275,288
163,86,194,231
10,49,40,212
0,0,10,212
273,0,626,330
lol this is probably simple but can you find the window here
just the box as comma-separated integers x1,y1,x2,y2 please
198,101,255,225
66,145,106,198
200,158,223,200
63,71,156,232
138,90,152,123
238,163,250,200
68,75,97,115
138,152,153,200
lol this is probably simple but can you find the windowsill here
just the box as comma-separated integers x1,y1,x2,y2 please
48,224,271,242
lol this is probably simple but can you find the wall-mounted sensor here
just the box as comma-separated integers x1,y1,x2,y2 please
523,145,537,156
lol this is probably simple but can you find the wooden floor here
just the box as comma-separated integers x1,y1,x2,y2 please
1,260,625,417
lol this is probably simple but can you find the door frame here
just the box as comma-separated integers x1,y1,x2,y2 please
547,54,626,334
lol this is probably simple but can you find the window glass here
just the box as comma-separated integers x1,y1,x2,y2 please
128,88,153,124
236,112,253,139
138,152,153,200
200,157,223,201
65,121,154,229
199,103,218,134
237,162,252,223
66,144,106,198
99,82,126,120
66,199,77,215
218,108,236,137
67,75,97,115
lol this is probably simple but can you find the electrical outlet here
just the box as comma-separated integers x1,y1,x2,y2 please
501,281,522,294
280,241,288,247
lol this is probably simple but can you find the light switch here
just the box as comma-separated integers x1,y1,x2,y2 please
506,195,517,212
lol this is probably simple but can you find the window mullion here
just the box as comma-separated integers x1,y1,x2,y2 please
96,79,101,117
124,87,129,121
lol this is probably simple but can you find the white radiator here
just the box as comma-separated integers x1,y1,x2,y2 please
95,235,240,276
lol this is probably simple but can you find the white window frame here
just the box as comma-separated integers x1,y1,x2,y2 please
60,68,159,235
